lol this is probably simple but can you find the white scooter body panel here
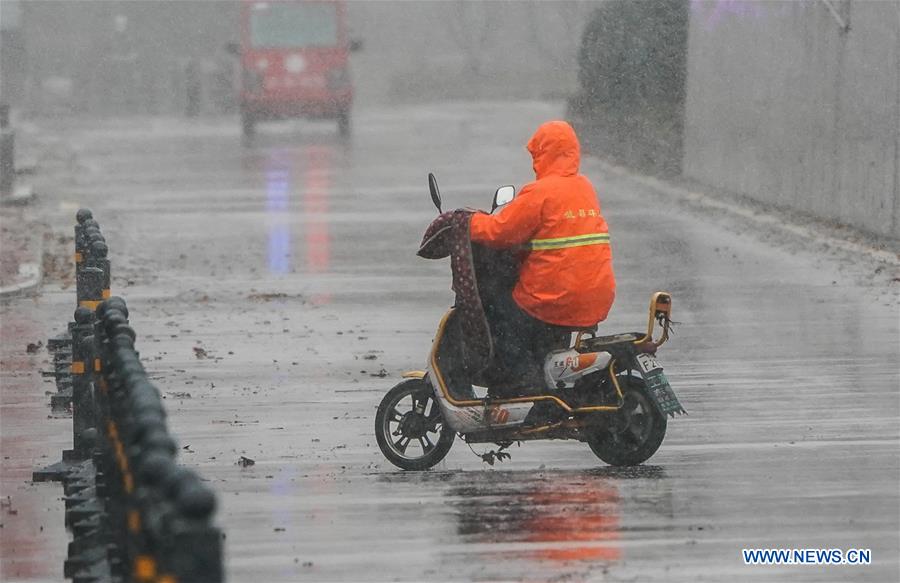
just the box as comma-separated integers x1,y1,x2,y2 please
426,351,612,434
544,349,612,389
426,364,535,434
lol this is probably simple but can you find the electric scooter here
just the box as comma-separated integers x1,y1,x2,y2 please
375,175,685,470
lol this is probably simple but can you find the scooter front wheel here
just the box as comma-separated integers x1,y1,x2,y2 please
375,378,455,470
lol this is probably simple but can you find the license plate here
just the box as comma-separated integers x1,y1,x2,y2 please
636,353,662,374
644,369,686,416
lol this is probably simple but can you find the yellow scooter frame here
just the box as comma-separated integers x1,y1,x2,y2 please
403,292,674,416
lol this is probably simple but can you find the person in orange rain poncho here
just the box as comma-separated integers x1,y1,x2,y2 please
470,120,615,395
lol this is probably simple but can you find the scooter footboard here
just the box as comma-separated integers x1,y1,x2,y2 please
426,310,535,433
429,379,534,433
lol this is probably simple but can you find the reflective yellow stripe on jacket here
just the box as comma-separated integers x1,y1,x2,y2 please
529,232,610,250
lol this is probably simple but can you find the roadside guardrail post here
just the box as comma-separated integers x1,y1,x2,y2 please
40,226,225,580
69,306,97,460
172,492,223,582
81,219,101,268
77,266,105,311
74,208,93,268
156,470,222,583
86,240,111,301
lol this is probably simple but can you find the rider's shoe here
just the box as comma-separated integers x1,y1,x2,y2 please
523,401,566,427
487,367,546,399
487,380,543,400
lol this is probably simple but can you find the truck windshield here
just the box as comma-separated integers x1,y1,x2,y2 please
250,2,338,49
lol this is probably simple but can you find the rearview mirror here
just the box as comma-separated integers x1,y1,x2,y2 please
428,173,442,213
492,185,515,212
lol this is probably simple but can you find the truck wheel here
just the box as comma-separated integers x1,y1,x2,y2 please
241,111,255,141
337,109,350,138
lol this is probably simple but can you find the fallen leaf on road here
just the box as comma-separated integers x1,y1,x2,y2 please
193,346,208,359
26,342,43,354
248,292,288,301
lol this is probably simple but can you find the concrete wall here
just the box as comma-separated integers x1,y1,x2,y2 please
683,0,900,239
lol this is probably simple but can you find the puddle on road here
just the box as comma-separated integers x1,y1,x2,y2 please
262,145,334,307
264,152,291,275
375,466,672,571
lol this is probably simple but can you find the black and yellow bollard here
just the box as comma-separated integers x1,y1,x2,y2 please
74,209,93,267
78,220,101,281
76,219,106,310
70,307,96,460
168,473,223,583
76,267,104,311
86,241,111,301
53,293,224,581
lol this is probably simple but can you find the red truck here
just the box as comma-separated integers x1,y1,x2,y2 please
232,0,359,139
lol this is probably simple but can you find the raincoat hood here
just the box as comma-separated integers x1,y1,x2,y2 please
527,121,581,179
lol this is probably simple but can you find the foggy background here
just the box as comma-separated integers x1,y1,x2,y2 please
1,0,594,113
1,3,898,580
1,0,898,237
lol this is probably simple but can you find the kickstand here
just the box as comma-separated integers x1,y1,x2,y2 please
467,441,514,466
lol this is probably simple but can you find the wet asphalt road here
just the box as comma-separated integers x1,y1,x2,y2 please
2,102,899,582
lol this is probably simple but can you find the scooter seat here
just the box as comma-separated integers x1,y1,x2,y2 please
566,325,598,333
580,332,641,351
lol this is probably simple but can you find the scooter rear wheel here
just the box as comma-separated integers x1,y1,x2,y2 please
586,375,667,466
375,378,455,470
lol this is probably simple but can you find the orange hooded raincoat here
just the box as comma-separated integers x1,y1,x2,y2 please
470,121,615,328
